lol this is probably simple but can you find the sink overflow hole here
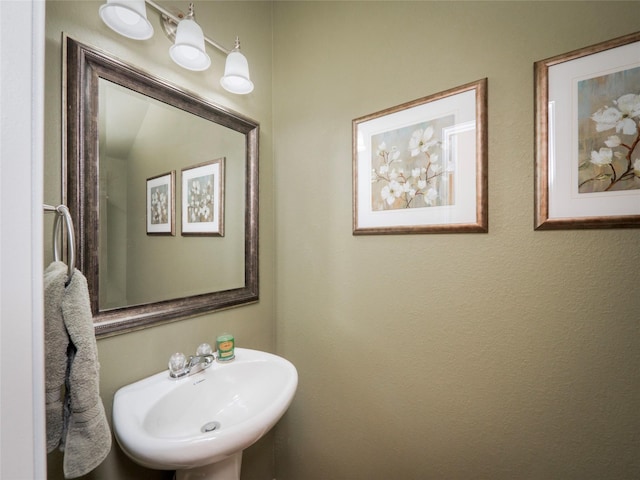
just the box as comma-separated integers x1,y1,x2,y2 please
201,421,221,433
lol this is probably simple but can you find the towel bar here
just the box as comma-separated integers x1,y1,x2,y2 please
44,203,76,284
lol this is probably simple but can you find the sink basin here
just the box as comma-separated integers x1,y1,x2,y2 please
112,348,297,479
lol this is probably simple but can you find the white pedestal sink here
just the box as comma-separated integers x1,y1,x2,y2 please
112,348,298,480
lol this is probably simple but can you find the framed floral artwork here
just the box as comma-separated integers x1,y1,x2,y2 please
181,158,225,236
146,171,175,235
352,78,488,234
535,31,640,229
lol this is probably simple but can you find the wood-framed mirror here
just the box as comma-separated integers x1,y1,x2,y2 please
65,36,259,338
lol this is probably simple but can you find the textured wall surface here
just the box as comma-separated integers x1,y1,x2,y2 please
44,2,275,479
273,2,640,479
43,2,640,479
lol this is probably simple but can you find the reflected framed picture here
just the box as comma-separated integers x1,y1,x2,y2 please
534,31,640,229
146,171,175,235
181,158,225,236
352,78,488,234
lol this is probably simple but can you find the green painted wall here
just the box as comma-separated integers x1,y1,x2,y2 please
44,1,275,479
273,2,640,479
44,1,640,479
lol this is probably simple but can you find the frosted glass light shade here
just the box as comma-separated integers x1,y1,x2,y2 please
99,0,153,40
220,50,254,95
169,18,211,71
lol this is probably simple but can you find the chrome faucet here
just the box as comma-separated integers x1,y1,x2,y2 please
168,344,216,378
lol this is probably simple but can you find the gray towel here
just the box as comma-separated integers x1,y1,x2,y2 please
44,261,69,452
61,268,111,478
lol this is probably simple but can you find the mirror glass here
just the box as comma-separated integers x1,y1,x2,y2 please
98,80,245,309
66,37,259,337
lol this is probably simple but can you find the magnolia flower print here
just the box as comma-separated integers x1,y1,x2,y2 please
187,175,215,223
580,91,640,192
150,185,169,224
371,118,455,210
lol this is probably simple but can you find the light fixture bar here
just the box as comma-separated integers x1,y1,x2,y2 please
144,0,230,55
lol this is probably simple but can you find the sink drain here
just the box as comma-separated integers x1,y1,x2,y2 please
201,421,221,433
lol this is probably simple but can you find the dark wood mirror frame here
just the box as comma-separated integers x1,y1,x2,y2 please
65,36,259,338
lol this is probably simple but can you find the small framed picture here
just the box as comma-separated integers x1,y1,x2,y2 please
535,31,640,229
181,158,225,236
353,78,488,234
146,171,175,235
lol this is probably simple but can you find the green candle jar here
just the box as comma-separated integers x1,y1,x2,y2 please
216,333,235,362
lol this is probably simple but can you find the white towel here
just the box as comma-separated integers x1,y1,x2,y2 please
61,268,111,478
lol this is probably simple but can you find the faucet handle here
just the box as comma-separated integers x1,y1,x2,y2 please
168,352,188,378
196,343,213,356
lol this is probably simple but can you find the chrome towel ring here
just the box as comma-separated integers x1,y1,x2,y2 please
44,203,76,285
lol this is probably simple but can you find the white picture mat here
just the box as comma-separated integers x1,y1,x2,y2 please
181,162,221,233
547,40,640,220
146,173,173,233
356,89,478,228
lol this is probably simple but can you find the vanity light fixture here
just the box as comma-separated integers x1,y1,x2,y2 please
220,37,254,95
168,3,210,71
99,0,154,40
98,0,254,94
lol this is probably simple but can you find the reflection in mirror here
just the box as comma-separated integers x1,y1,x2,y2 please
66,37,259,337
99,81,245,309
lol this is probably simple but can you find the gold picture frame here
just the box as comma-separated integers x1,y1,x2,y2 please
146,171,175,236
534,31,640,229
181,158,226,236
353,79,488,234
